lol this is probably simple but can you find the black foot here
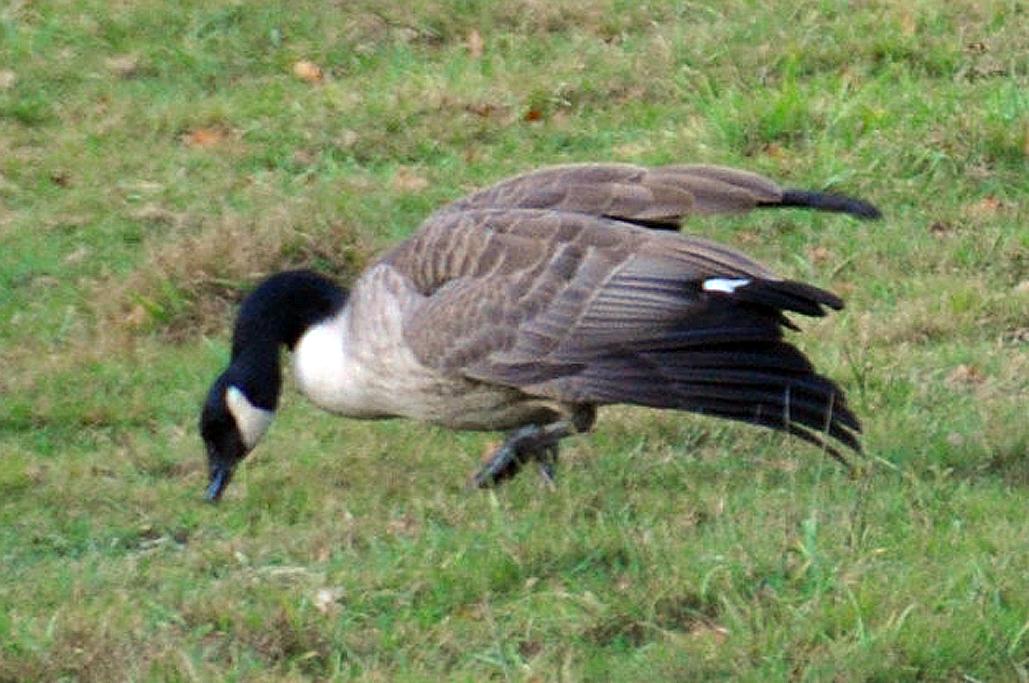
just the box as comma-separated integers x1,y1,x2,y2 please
536,445,558,489
468,424,564,489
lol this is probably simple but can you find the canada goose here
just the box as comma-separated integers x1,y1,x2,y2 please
200,163,880,501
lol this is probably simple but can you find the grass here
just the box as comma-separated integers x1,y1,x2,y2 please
1,0,1026,679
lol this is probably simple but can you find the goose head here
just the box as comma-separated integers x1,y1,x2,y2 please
200,371,276,501
200,270,347,501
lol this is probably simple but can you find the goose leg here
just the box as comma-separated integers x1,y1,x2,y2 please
468,422,572,489
535,443,559,488
468,406,596,489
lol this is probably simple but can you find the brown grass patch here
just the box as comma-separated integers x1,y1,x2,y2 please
0,605,142,683
90,204,375,349
345,0,670,45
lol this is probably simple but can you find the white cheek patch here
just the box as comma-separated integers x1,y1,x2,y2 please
702,277,752,294
225,386,275,449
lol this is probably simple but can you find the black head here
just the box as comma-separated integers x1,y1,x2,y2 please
200,373,275,501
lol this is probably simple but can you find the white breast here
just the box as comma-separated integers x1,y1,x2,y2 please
293,311,377,417
293,292,429,419
292,264,559,430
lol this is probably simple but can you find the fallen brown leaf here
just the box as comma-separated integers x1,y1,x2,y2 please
976,196,1002,212
898,9,917,36
769,458,800,473
735,230,761,245
807,245,832,265
612,142,652,158
49,171,71,187
336,129,359,148
25,464,46,484
466,102,504,118
518,640,543,658
966,163,993,181
106,54,141,79
966,196,1004,218
292,60,324,83
467,29,484,59
479,440,500,463
392,27,420,44
762,142,786,159
181,127,227,148
292,149,316,167
946,364,985,386
386,514,420,537
124,304,148,328
129,204,182,227
1003,327,1029,344
64,246,90,265
523,108,544,122
313,587,345,614
689,623,729,643
392,166,429,192
833,281,856,297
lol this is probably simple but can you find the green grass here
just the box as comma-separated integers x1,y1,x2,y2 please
1,0,1027,680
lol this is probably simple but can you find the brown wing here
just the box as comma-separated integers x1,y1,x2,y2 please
384,208,859,458
439,163,880,227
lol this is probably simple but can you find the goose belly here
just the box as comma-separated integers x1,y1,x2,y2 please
400,379,561,431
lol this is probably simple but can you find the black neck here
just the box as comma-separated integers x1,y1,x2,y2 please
225,270,347,409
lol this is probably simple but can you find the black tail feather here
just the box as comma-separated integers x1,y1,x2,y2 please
725,279,844,316
565,281,862,459
581,357,861,454
703,405,857,467
762,189,882,221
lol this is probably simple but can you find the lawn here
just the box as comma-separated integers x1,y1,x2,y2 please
1,1,1026,680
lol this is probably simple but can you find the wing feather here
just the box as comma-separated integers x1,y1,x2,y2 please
440,162,878,226
440,163,783,228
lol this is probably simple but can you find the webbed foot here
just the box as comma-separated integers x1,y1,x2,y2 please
468,423,566,489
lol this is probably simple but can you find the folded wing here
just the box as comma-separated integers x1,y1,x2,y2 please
388,209,860,460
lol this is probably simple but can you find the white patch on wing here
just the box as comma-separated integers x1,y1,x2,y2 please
702,277,751,294
225,385,275,449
